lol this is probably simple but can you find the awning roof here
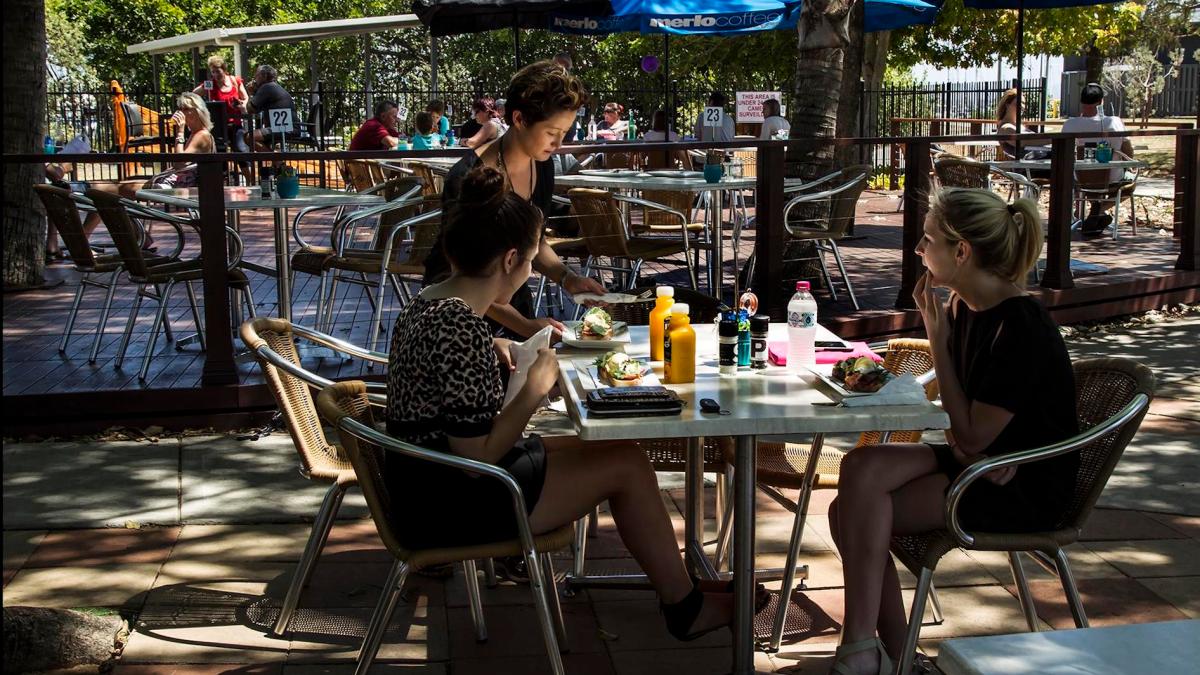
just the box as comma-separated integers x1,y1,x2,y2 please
126,14,424,55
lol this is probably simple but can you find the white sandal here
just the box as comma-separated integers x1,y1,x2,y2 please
831,637,893,675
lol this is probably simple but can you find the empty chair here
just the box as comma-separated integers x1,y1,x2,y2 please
779,165,870,310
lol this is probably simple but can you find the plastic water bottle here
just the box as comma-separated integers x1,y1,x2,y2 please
588,119,597,140
786,281,818,373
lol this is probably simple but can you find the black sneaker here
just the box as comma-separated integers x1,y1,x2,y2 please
494,555,531,583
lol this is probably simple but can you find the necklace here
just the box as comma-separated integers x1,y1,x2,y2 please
495,133,534,203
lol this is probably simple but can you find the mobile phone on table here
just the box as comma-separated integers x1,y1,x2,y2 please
815,340,853,351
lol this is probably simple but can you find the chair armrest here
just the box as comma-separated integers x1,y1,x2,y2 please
250,342,387,407
332,196,428,255
782,178,865,222
336,416,539,549
944,392,1150,547
612,194,687,224
383,207,442,253
289,323,389,363
121,199,190,260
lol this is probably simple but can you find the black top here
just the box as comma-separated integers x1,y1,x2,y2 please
250,81,295,127
948,295,1079,516
459,118,483,140
422,148,554,285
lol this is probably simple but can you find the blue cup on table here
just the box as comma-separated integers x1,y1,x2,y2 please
703,164,723,184
276,175,301,199
1095,143,1113,163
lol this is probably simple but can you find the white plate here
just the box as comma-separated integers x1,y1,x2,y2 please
802,365,876,400
579,169,641,177
573,359,660,390
646,170,703,178
572,292,645,305
561,320,630,349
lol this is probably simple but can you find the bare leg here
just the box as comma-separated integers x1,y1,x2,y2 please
531,437,731,631
829,444,941,675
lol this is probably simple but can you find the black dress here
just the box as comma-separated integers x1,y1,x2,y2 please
929,295,1079,532
385,296,547,548
421,150,555,337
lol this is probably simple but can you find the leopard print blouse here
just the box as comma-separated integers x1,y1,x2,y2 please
386,296,503,447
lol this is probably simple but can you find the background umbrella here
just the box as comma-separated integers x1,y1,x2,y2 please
962,0,1123,146
413,0,614,66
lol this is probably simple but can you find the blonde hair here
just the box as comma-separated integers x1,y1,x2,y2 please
995,89,1018,122
927,188,1042,285
176,92,213,131
206,55,227,72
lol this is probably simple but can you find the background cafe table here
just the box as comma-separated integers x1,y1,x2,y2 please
555,172,761,299
555,324,949,674
135,185,384,322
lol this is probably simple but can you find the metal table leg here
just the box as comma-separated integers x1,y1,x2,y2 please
707,187,724,298
685,436,719,580
732,434,758,674
275,207,291,322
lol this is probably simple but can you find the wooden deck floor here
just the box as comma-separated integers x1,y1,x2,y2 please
3,190,1193,401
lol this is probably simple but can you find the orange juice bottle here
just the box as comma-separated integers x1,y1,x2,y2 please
648,286,675,361
664,303,695,384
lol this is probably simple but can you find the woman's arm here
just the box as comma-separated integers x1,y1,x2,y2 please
465,122,496,149
447,348,558,464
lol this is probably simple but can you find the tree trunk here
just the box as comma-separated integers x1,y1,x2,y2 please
835,0,865,167
3,0,48,290
787,0,855,181
3,607,126,672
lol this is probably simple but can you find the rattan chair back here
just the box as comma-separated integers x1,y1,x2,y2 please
344,160,379,193
640,190,696,229
35,185,99,268
86,188,155,278
934,156,992,190
1059,358,1155,531
568,188,632,258
605,286,723,325
409,162,445,199
858,338,939,446
315,381,403,555
239,317,352,483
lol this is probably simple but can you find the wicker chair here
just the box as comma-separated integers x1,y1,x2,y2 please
35,185,173,362
890,358,1155,675
86,188,255,381
238,317,386,637
717,338,941,651
567,188,699,292
1073,149,1141,239
933,155,1041,202
316,381,574,675
408,161,446,199
779,165,870,310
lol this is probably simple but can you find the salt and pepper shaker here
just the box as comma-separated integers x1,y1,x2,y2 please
750,314,770,370
718,313,738,376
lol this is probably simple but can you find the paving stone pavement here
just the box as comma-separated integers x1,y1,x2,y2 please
3,315,1197,672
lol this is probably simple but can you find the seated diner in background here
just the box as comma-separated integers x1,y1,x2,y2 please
43,161,98,263
411,111,438,150
192,55,249,154
1060,82,1136,236
388,165,735,642
462,97,506,149
825,187,1078,675
994,88,1036,160
595,102,628,140
427,99,451,138
349,100,401,151
422,60,606,341
641,110,690,169
244,64,295,155
692,91,735,143
758,98,790,140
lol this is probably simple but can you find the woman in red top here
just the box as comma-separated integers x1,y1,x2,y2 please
192,55,250,161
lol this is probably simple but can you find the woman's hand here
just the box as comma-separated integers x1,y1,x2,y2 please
525,317,566,344
914,271,950,351
525,347,559,397
493,338,516,372
562,271,606,298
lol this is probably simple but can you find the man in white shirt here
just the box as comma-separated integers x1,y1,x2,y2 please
1060,82,1135,234
693,91,735,143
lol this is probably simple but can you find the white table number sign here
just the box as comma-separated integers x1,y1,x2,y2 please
703,106,723,128
267,109,294,133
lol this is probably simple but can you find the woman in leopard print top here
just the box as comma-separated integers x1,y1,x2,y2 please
386,165,734,642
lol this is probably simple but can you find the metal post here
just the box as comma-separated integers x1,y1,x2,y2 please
233,41,248,79
196,161,236,385
430,34,440,94
754,143,787,320
363,36,374,121
896,140,930,309
309,41,318,91
1042,136,1075,289
151,55,161,95
1175,132,1199,269
191,48,202,84
731,434,758,675
1013,1,1026,158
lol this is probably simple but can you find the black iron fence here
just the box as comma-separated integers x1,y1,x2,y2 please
1061,65,1200,118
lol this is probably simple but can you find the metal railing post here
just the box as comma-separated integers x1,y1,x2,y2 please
1175,132,1199,271
1042,136,1076,290
754,143,787,320
895,139,929,309
197,160,237,385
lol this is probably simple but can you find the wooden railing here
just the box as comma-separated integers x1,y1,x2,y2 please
8,126,1198,387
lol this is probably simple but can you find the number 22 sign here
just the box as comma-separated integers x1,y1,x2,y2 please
268,109,294,133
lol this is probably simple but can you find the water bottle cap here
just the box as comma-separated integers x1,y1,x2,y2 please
656,286,674,298
671,303,690,315
796,281,811,291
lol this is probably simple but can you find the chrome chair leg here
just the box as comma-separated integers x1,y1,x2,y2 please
243,284,257,318
588,505,599,537
769,435,824,652
183,280,206,351
1009,551,1039,632
714,466,735,571
814,246,838,301
828,240,860,310
367,271,389,354
139,281,174,381
463,559,488,642
354,559,409,675
927,584,945,625
572,514,589,577
89,270,121,363
540,551,568,650
1054,548,1089,628
524,550,566,675
534,274,549,318
60,273,89,352
895,568,933,675
272,482,346,636
115,286,146,369
483,557,498,588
